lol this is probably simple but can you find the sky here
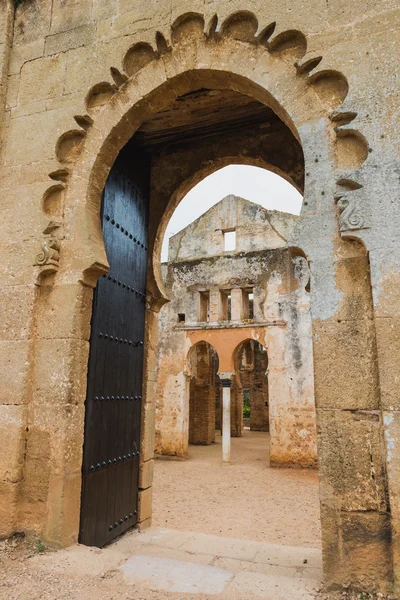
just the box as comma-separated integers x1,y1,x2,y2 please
161,165,303,261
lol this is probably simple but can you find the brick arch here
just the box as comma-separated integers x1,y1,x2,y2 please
232,337,268,378
186,340,220,378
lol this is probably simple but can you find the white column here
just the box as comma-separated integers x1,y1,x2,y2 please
220,373,232,463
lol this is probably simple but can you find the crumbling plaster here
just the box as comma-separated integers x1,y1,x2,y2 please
155,196,317,467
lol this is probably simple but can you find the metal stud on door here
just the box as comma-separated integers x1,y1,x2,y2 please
79,148,150,547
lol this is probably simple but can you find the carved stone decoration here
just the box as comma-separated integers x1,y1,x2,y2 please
336,195,365,232
35,221,62,268
334,179,368,235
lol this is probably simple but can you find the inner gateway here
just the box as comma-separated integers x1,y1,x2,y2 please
80,84,312,547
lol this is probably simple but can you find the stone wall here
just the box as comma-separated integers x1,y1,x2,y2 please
155,196,316,467
168,194,298,261
188,342,217,445
0,0,399,594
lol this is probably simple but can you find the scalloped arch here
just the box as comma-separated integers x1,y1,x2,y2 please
43,10,368,291
171,13,205,43
220,11,259,42
86,82,116,110
310,70,349,110
268,29,307,60
123,42,157,77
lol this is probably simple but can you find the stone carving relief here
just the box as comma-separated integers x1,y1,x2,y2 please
40,8,369,274
34,221,62,270
335,179,368,235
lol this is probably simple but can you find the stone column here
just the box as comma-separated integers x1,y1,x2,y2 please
231,288,243,321
220,373,232,463
209,290,220,323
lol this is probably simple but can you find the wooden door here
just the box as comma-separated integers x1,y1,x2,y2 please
79,148,150,547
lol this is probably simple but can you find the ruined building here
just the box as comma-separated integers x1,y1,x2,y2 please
156,195,317,467
0,0,399,596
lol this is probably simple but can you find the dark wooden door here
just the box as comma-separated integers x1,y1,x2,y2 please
79,148,150,547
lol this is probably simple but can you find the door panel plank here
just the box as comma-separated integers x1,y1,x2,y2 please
79,149,150,547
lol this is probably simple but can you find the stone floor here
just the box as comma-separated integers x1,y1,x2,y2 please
0,431,323,599
0,527,323,599
153,430,321,547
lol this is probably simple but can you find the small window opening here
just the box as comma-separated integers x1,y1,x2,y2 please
220,290,232,321
178,313,185,323
223,229,236,252
199,292,210,322
249,293,254,320
242,288,254,320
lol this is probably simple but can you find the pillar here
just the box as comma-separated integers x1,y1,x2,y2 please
220,373,232,463
209,290,220,323
231,288,243,321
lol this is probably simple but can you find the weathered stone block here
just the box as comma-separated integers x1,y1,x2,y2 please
140,401,156,462
51,0,93,35
92,0,118,21
36,283,93,341
34,339,89,406
44,471,82,546
340,511,393,593
0,481,19,538
317,409,387,513
19,54,67,105
0,340,30,405
45,25,96,56
313,318,379,410
321,504,393,594
138,486,152,523
8,39,45,76
0,405,24,481
0,285,35,340
139,459,154,490
4,107,71,165
375,317,400,410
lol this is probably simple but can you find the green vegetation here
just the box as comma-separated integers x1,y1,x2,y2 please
243,389,250,418
35,539,45,554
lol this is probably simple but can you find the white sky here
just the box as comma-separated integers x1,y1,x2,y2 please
161,165,303,261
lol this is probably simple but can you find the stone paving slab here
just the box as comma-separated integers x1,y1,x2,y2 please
129,542,215,565
179,531,263,561
28,527,322,599
253,540,323,569
119,554,233,594
115,528,322,599
222,570,319,599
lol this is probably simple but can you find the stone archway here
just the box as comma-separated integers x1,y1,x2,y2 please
187,341,220,447
20,9,393,595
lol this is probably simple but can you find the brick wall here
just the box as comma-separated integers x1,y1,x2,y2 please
189,343,217,445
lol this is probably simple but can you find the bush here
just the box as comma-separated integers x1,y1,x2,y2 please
243,389,250,418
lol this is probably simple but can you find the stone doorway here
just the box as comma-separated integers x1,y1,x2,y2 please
15,12,392,594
